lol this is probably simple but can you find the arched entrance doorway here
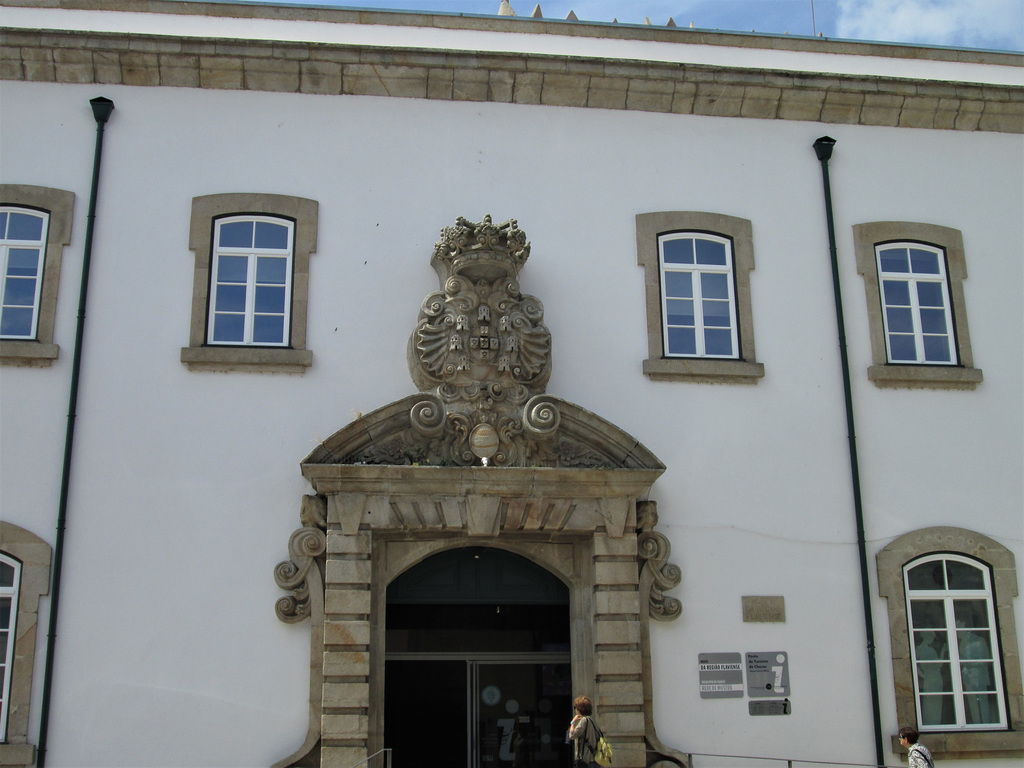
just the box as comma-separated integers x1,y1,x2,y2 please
384,547,572,768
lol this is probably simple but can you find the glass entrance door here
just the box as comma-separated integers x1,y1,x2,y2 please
472,661,571,768
385,656,571,768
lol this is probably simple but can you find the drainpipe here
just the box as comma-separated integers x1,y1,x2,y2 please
36,96,115,768
812,136,885,768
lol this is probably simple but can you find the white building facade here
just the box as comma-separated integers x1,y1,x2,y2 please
0,2,1021,767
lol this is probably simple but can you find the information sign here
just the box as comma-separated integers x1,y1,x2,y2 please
749,699,791,716
698,652,744,698
745,652,790,698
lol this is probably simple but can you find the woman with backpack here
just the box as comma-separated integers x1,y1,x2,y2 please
569,696,600,768
899,726,934,768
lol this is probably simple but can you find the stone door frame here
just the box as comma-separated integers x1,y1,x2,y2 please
273,464,689,768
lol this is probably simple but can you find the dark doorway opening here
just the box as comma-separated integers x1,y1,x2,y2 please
384,548,572,768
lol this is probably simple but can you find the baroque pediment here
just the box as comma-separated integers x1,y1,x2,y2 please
305,215,663,472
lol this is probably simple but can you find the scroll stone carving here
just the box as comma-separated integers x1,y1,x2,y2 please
638,500,682,621
274,495,327,623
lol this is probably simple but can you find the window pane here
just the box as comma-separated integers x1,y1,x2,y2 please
882,280,911,306
3,277,37,306
215,284,247,313
666,326,696,355
920,694,956,726
911,600,947,629
923,336,951,363
212,313,244,342
665,299,694,327
7,212,44,240
0,212,7,236
914,630,949,660
256,256,287,285
701,272,729,300
947,561,985,590
910,248,941,274
7,248,40,277
0,562,14,588
917,661,952,692
888,334,917,361
695,239,727,265
0,597,9,629
958,630,992,662
879,248,909,273
704,328,733,356
253,314,285,344
908,561,945,590
916,282,945,308
702,299,732,327
964,694,1001,725
953,600,989,629
255,285,286,314
960,662,996,692
664,271,692,298
886,306,914,333
0,632,6,659
217,255,249,283
919,308,947,335
0,307,34,337
662,239,694,264
218,221,254,248
254,221,289,249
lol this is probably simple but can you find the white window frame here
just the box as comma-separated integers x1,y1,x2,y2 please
853,222,981,390
876,242,957,365
904,553,1008,733
0,207,50,341
0,553,21,742
658,232,740,360
207,215,295,347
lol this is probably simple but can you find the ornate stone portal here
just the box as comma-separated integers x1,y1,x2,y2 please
273,216,686,768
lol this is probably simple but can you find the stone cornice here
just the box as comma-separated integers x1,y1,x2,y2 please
1,26,1021,132
3,0,1023,68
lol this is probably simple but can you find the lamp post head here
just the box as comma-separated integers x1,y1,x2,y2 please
90,97,115,124
813,135,836,162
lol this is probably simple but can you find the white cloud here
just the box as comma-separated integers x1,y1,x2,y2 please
836,0,1024,50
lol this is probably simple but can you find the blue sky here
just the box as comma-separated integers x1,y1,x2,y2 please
255,0,1024,52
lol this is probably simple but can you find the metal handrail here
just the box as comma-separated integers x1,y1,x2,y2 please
688,751,903,768
345,748,392,768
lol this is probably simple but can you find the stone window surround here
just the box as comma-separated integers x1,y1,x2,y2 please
877,527,1023,759
853,222,982,390
0,185,75,368
0,522,52,767
180,193,317,373
636,211,764,384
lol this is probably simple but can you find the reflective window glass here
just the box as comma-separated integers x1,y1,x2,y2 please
947,561,985,590
905,555,1007,731
1,207,49,340
659,233,737,359
208,216,294,347
7,212,44,241
877,243,955,365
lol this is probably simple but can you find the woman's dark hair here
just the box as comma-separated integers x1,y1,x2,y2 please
899,726,920,743
573,696,593,716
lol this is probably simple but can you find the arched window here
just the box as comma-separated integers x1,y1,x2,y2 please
636,211,764,384
0,186,75,367
207,215,295,346
0,553,20,742
877,527,1023,758
0,208,49,340
904,554,1007,731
